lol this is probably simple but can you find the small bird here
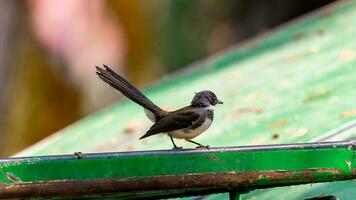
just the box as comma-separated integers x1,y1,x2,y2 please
96,65,223,149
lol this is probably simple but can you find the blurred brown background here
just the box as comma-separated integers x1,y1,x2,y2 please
0,0,334,156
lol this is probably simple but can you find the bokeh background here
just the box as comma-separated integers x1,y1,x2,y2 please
0,0,334,156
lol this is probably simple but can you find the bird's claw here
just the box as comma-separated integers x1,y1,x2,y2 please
74,152,85,159
172,146,183,150
196,145,210,149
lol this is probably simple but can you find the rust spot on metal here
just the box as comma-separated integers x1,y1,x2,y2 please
340,109,356,119
229,107,264,119
123,120,142,134
268,119,289,129
286,55,299,62
272,133,280,140
126,145,136,151
316,29,325,37
241,92,264,103
339,49,356,61
210,155,217,161
303,88,334,104
307,45,320,54
294,32,306,41
0,169,347,199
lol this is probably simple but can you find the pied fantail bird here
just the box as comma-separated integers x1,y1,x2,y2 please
96,65,223,149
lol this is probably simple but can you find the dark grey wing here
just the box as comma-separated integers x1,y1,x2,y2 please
139,108,201,139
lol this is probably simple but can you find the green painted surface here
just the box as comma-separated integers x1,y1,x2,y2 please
7,0,356,199
0,142,355,199
1,143,354,184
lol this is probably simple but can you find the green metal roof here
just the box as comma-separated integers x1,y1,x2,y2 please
4,0,356,199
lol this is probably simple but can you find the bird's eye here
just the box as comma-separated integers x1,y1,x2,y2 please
213,95,217,101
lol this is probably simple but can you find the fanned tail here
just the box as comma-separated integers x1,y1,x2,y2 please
96,65,166,119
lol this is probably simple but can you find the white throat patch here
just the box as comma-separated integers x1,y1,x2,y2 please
206,105,214,110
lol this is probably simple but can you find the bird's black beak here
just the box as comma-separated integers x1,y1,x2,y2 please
217,100,223,104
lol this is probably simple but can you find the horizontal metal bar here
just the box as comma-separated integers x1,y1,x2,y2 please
2,140,355,162
0,141,355,199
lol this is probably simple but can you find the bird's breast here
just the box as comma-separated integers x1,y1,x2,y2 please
168,118,212,139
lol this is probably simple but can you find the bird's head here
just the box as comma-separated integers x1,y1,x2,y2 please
191,90,223,107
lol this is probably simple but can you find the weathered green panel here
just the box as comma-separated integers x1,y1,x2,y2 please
0,141,355,199
7,0,356,199
2,142,355,184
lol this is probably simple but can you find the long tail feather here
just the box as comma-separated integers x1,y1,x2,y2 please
96,65,166,118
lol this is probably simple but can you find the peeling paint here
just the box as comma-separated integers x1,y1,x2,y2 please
345,160,351,172
268,119,289,130
6,172,22,183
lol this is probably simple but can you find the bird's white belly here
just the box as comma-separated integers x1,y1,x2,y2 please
168,119,212,139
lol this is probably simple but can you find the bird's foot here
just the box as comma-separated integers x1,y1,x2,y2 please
196,145,210,149
172,146,183,150
74,152,85,159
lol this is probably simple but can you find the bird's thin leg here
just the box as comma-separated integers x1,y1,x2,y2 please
185,139,210,149
170,136,182,150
